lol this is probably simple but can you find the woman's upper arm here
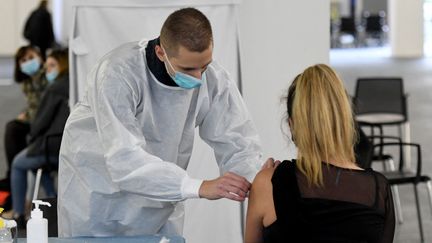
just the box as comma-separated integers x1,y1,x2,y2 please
245,168,275,243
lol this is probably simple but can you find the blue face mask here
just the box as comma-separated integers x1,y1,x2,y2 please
45,69,59,84
163,50,205,89
20,58,41,76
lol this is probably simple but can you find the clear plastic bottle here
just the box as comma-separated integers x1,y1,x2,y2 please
0,218,13,243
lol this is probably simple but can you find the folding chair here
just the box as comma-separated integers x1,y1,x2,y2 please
373,142,432,242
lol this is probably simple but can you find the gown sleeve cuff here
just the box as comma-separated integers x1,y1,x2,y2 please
181,176,203,199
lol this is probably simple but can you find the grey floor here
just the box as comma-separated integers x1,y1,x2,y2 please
1,48,432,242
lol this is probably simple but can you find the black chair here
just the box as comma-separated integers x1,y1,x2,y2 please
362,11,386,46
372,142,432,242
337,17,359,47
355,127,407,224
354,77,407,126
354,77,411,168
354,126,374,169
32,133,62,201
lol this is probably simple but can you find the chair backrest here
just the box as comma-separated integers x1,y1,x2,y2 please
365,15,383,32
354,127,374,169
373,142,422,179
339,17,357,35
354,77,406,117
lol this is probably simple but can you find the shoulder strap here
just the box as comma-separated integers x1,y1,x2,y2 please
271,160,300,222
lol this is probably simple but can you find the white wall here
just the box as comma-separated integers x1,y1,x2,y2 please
331,0,351,17
389,0,424,57
0,0,41,56
363,0,387,14
184,1,329,243
240,0,330,163
0,0,17,55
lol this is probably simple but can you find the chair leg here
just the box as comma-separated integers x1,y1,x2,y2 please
426,180,432,218
413,185,424,242
382,159,388,171
33,168,43,201
388,158,396,171
388,158,404,223
404,122,411,169
392,186,404,224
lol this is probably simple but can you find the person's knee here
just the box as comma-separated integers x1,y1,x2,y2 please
11,151,27,170
11,157,21,170
5,120,17,132
5,120,27,136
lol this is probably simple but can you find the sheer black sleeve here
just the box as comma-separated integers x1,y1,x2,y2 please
380,182,395,243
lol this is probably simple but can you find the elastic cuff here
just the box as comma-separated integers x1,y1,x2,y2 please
181,176,203,199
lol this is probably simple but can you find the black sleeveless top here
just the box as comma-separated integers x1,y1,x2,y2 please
263,160,395,243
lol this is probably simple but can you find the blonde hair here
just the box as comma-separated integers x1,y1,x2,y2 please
287,64,356,186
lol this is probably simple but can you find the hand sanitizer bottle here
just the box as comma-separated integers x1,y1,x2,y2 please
0,208,16,243
27,200,51,243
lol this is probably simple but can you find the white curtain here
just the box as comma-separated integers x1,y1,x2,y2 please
69,0,242,105
68,1,244,242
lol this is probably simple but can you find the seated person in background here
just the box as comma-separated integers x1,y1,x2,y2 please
0,46,47,209
10,49,69,227
245,64,395,243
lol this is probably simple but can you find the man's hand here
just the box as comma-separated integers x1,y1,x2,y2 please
199,172,251,202
261,157,281,170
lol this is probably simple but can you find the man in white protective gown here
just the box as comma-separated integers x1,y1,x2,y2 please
58,8,272,237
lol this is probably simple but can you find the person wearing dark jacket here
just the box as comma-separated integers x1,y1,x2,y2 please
23,0,55,59
0,46,47,210
10,49,69,227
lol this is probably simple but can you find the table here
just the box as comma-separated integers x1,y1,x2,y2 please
18,235,185,243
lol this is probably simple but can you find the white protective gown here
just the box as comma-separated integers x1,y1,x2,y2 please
58,40,263,237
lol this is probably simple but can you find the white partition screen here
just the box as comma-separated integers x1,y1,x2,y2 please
68,1,244,242
69,0,242,105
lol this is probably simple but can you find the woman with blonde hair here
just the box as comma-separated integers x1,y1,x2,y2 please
245,64,395,243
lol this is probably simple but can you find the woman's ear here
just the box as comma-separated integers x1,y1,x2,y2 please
288,118,295,143
288,118,293,127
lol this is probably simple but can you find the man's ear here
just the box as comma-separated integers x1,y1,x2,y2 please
155,45,165,62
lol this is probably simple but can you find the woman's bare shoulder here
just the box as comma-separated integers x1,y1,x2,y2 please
252,167,275,190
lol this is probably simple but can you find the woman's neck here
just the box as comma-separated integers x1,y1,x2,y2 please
326,158,363,170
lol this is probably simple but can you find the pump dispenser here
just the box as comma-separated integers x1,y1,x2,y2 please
27,200,51,243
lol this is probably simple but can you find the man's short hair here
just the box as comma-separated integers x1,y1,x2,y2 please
160,8,213,57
